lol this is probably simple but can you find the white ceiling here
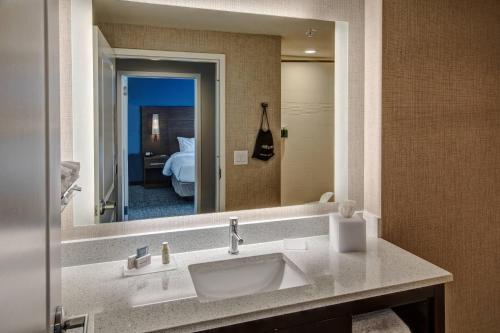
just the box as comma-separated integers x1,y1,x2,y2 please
93,0,335,59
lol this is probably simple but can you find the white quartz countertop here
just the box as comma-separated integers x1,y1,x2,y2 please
62,236,452,333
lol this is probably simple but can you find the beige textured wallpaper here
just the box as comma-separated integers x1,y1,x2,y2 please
382,0,500,332
99,23,281,210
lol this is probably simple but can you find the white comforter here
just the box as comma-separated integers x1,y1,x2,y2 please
162,152,195,183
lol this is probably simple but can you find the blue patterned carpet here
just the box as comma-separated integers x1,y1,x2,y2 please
128,185,194,221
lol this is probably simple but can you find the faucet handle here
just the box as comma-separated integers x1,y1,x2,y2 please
229,216,239,226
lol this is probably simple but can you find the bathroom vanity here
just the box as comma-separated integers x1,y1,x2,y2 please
62,235,452,333
198,285,444,333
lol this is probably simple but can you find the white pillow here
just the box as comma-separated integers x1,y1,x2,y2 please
177,137,195,153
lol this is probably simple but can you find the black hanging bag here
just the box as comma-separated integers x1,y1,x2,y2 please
252,103,275,161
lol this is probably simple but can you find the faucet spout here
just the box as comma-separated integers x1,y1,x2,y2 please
228,217,243,254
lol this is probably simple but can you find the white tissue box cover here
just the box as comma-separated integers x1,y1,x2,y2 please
329,213,366,252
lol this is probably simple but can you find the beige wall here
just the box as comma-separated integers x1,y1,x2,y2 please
382,0,500,332
98,23,282,211
281,62,334,205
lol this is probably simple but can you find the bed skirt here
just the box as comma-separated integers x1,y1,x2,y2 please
171,175,195,197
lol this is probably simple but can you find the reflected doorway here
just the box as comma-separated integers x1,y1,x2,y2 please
118,73,206,221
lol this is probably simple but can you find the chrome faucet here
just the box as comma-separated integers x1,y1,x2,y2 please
228,217,244,254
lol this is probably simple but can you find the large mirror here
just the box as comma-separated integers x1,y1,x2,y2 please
64,1,338,224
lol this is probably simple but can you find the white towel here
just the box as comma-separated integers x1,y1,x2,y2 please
353,309,410,333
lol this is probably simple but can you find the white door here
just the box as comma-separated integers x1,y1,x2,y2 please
94,27,116,223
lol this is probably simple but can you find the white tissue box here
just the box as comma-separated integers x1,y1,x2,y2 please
329,213,366,252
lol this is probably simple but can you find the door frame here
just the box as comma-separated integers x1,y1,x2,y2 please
117,71,203,220
115,49,226,217
113,49,226,214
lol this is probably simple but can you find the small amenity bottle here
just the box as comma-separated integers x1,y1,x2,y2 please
162,242,171,265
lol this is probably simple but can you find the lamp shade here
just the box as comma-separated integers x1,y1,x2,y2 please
152,114,160,135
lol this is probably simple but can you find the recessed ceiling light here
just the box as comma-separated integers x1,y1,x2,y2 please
304,49,317,54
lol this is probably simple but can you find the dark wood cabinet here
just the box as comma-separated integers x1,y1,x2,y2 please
198,310,351,333
197,285,445,333
143,155,169,188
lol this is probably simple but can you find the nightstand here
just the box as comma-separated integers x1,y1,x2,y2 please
143,155,169,188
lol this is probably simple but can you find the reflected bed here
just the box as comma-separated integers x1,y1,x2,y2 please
163,152,195,197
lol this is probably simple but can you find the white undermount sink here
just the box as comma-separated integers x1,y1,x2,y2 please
188,253,310,302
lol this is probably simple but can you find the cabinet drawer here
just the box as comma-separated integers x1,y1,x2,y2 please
144,158,166,169
146,161,165,168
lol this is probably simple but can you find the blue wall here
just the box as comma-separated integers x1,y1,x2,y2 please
128,77,195,183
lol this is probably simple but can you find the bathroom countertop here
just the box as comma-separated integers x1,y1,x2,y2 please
62,236,452,333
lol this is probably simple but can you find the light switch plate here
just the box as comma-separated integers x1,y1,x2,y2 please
234,150,248,165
